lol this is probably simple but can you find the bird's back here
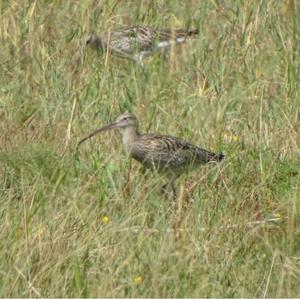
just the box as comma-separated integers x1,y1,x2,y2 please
130,134,223,173
102,26,198,55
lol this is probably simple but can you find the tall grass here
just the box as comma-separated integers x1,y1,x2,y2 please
0,0,299,297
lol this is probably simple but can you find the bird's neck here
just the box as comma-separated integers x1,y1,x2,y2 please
121,126,139,153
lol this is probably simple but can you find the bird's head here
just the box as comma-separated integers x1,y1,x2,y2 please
86,34,103,52
114,113,138,129
78,113,138,146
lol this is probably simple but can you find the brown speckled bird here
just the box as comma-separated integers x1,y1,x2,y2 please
86,26,198,65
78,113,224,197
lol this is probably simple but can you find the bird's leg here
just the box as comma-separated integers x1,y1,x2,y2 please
170,180,177,199
160,177,177,199
133,52,145,68
137,59,145,68
161,47,170,60
160,183,168,196
122,160,132,196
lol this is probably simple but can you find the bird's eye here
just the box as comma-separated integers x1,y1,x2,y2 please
123,117,128,120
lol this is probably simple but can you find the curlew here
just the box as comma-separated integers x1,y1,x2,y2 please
86,26,198,65
78,113,224,197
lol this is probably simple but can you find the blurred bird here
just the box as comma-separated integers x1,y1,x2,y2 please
86,26,198,65
78,113,224,197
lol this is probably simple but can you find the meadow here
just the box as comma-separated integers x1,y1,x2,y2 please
0,0,300,297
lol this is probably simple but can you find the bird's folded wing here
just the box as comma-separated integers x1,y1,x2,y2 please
137,134,220,165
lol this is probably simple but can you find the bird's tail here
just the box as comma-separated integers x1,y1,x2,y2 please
198,148,225,164
214,152,225,162
206,151,225,163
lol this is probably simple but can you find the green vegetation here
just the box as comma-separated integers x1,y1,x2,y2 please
0,0,299,297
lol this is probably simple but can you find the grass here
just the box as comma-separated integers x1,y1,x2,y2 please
0,0,300,297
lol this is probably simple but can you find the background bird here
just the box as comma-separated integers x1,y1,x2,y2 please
78,113,224,197
86,26,198,65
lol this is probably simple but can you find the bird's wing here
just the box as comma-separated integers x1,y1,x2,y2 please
133,134,219,169
102,26,157,54
102,26,198,54
156,28,198,40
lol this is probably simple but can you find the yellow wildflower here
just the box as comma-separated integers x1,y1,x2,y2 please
231,135,239,142
101,215,111,224
224,133,240,143
133,275,143,285
273,213,282,220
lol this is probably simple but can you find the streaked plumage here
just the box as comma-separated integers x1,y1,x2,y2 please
86,26,198,64
78,113,224,197
130,134,223,172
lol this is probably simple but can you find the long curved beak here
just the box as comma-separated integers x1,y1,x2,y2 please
78,122,119,146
